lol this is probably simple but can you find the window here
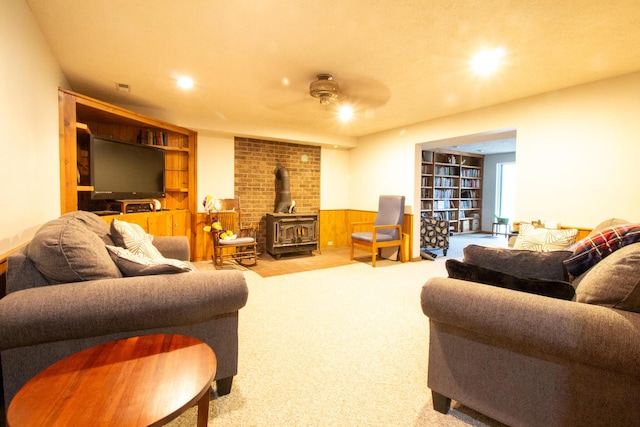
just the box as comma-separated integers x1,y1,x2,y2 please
496,162,516,222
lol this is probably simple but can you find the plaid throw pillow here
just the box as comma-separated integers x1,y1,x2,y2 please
563,224,640,276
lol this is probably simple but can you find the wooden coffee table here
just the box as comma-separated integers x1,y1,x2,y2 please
7,334,216,427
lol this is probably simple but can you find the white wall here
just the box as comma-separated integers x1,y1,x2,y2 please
196,133,235,211
348,129,418,212
354,72,640,257
320,147,350,209
0,0,69,254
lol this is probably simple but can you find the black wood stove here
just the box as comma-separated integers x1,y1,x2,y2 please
265,213,319,259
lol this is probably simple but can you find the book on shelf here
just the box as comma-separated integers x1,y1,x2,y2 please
138,129,169,146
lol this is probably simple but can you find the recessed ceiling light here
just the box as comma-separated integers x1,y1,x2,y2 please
177,76,194,89
471,47,506,76
338,105,353,121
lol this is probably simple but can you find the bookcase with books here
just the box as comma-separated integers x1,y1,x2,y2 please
420,149,483,234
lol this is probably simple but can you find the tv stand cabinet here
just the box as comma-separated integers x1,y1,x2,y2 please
107,199,157,214
98,210,189,237
58,89,198,257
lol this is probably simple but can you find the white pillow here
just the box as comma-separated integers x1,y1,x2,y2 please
110,219,164,259
514,223,578,251
106,245,194,276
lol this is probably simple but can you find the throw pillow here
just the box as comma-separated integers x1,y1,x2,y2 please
59,210,113,244
110,219,164,259
106,245,195,276
563,223,640,277
463,244,572,281
446,259,575,300
574,243,640,313
589,218,630,236
513,223,578,251
28,216,122,285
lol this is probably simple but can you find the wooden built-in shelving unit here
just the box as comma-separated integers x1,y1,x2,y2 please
58,89,198,258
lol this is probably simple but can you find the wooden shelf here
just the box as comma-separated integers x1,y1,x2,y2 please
76,122,91,134
420,149,483,234
161,146,190,152
58,88,198,258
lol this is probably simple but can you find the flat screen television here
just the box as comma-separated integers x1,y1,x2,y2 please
90,136,166,200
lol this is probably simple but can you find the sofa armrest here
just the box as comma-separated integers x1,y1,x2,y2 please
0,270,248,351
152,235,190,260
421,277,640,376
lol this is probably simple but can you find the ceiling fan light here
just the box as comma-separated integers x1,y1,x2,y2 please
310,73,339,104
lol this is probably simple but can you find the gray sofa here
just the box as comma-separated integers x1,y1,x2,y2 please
421,220,640,427
0,211,249,410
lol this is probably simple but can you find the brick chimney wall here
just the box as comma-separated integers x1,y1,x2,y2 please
234,137,321,253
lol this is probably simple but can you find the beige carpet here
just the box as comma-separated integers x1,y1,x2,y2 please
204,247,362,278
199,233,510,278
169,234,508,426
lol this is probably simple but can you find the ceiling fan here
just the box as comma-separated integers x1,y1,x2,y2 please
260,72,390,117
309,73,341,105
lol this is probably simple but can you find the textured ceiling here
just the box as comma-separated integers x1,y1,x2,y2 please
26,0,640,140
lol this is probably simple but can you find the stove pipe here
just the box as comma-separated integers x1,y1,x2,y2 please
274,163,292,213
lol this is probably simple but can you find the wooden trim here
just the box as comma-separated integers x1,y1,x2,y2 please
59,90,78,214
188,130,199,252
61,88,194,135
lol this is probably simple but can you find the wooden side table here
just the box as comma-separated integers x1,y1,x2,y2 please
7,334,216,427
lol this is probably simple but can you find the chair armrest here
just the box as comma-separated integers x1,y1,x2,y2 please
0,270,248,351
373,224,402,231
421,277,640,376
152,235,190,260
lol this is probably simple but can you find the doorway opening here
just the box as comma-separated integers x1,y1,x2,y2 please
413,128,516,259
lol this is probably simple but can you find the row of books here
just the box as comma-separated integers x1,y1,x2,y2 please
434,189,456,199
460,200,480,209
422,192,481,200
434,177,458,187
138,129,169,146
433,211,457,221
461,190,480,198
434,200,456,210
422,201,480,210
461,179,481,188
434,165,459,176
461,168,481,177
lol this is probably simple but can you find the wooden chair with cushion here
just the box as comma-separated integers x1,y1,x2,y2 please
210,198,258,269
350,195,405,267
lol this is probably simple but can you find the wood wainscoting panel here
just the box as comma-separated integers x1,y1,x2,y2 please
193,209,414,261
319,210,349,249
